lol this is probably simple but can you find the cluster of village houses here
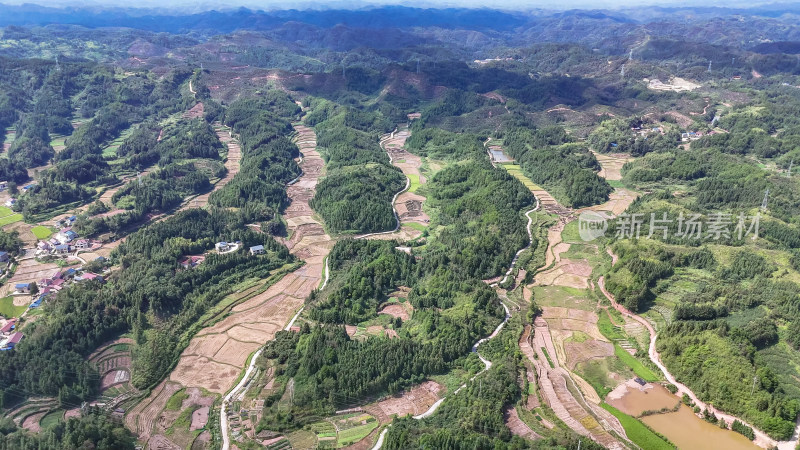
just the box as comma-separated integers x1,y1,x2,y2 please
1,266,106,351
179,241,266,270
35,216,102,257
0,318,21,351
630,123,715,142
1,181,38,207
0,216,108,351
1,239,266,351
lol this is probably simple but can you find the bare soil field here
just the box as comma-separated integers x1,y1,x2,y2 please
22,411,47,432
183,102,205,120
180,125,241,210
378,303,411,321
505,407,541,440
523,322,625,449
125,380,182,441
371,381,443,418
5,259,60,294
578,188,637,217
591,152,632,181
4,221,37,248
535,256,593,289
645,77,700,92
131,120,334,445
148,434,181,450
191,406,210,431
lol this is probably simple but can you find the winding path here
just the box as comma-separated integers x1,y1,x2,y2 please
354,127,414,240
371,162,539,448
217,118,335,450
598,275,800,450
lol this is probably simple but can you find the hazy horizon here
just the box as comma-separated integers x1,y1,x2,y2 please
0,0,791,12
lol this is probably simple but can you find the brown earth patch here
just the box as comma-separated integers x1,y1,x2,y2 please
22,411,47,432
564,340,615,370
125,380,182,441
183,102,205,120
190,406,210,431
148,434,180,450
505,407,541,440
378,303,410,321
372,381,443,418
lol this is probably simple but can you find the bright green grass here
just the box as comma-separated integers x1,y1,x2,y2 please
407,174,421,192
337,422,378,447
560,220,584,244
0,214,22,227
0,206,13,217
165,389,189,411
31,226,53,239
541,346,555,368
404,222,427,232
39,409,65,429
597,310,624,340
0,296,27,318
614,345,660,381
601,403,675,450
597,309,660,381
608,180,625,189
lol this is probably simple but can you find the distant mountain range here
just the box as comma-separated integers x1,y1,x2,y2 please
4,2,800,33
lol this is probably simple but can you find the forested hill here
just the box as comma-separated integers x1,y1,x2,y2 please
4,3,800,52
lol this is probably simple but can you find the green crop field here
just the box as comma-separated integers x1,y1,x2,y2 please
31,226,54,239
39,409,65,429
0,296,28,318
601,403,675,450
0,213,23,227
407,173,421,192
614,345,660,381
337,422,378,447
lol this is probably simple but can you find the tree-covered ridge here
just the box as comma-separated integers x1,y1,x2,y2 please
209,94,301,212
0,410,135,450
307,98,406,234
257,237,507,430
3,62,197,219
425,160,535,279
502,122,612,207
405,126,486,160
587,117,681,156
0,57,104,183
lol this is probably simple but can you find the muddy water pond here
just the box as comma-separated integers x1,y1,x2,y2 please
608,382,758,450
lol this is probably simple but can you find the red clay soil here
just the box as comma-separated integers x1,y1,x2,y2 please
378,303,410,321
183,102,205,120
505,406,541,440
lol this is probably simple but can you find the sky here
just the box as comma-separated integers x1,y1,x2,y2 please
0,0,779,11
